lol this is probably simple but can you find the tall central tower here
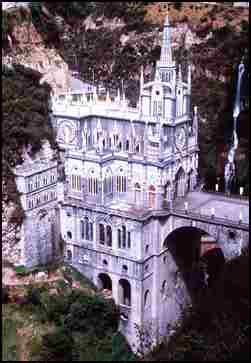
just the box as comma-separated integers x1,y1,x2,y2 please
139,13,191,121
156,13,176,84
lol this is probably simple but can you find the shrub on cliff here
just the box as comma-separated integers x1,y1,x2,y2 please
64,292,119,337
40,326,74,361
2,64,55,173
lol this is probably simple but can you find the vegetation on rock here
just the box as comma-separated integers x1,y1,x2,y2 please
2,63,56,222
3,265,135,361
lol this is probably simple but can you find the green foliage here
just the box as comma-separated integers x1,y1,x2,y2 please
112,333,136,361
27,285,42,306
39,291,71,324
64,292,119,337
40,327,74,361
14,265,27,276
2,316,18,361
2,63,56,218
240,19,249,34
24,279,125,361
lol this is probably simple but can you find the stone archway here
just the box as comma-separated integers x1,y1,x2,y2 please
163,226,225,295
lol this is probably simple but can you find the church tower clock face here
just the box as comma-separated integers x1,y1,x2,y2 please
175,127,186,150
58,120,75,144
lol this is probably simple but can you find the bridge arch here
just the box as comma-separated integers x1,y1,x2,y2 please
163,226,225,292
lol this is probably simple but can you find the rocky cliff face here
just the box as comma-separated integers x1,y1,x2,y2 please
2,3,249,264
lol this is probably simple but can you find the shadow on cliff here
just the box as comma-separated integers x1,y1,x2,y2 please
163,226,226,304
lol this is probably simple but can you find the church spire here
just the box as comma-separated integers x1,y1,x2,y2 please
188,64,191,92
160,11,173,66
140,65,144,93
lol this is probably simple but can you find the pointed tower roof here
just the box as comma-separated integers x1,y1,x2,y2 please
159,11,175,67
140,65,144,92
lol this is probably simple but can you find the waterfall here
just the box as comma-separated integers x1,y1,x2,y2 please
224,60,245,193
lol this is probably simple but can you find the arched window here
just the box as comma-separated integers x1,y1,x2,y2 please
88,177,98,195
116,170,127,193
104,170,113,195
175,168,186,198
122,225,126,248
81,220,85,239
165,181,171,203
135,183,141,205
108,137,112,148
119,279,131,306
71,175,81,192
84,217,89,240
125,139,130,152
106,225,112,247
28,182,33,192
103,259,108,266
98,273,112,292
67,231,72,239
135,143,140,153
67,250,72,263
99,224,105,244
118,141,122,151
144,290,151,308
89,221,93,241
161,280,167,299
127,231,131,249
118,229,121,249
153,100,158,116
118,226,131,249
149,185,156,209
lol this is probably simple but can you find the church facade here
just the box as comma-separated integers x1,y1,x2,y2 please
15,15,199,351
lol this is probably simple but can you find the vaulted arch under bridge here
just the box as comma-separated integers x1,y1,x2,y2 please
162,226,225,297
